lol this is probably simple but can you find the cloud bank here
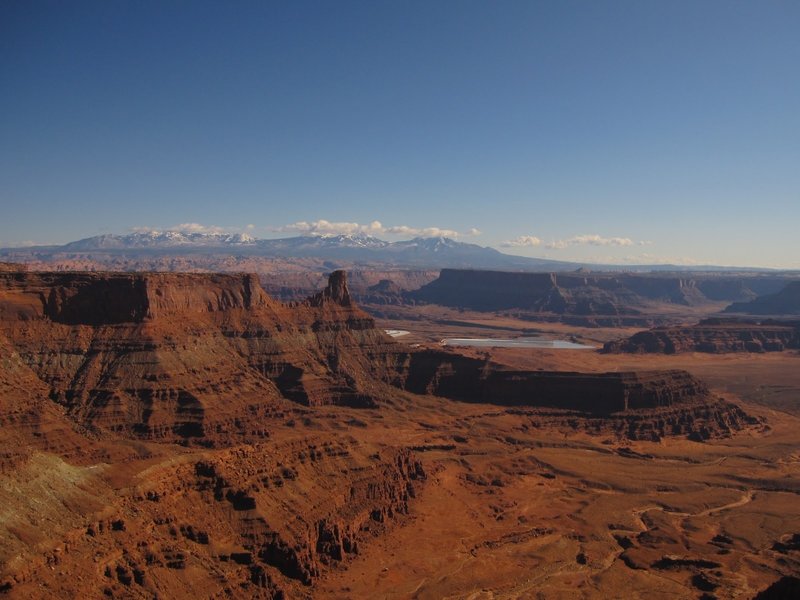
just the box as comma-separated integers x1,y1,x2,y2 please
131,220,480,240
502,233,649,249
131,223,232,235
276,219,480,239
500,236,542,248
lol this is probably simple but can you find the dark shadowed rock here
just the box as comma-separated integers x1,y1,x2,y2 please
726,281,800,315
604,318,800,354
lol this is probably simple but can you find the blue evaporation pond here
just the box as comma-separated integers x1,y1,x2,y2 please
441,338,596,349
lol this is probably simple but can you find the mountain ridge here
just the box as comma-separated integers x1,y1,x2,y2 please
2,231,575,271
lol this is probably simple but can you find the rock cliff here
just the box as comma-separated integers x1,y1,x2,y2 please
604,318,800,354
0,269,759,447
725,281,800,315
382,349,756,440
0,268,768,597
409,269,793,321
0,270,396,445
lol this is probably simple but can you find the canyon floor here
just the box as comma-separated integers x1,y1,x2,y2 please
329,307,800,599
1,276,799,599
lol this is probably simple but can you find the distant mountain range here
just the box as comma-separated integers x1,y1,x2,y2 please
0,231,792,273
2,231,579,271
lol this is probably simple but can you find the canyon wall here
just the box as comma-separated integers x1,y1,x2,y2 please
0,269,757,446
409,269,794,318
725,281,800,315
0,268,769,598
604,318,800,354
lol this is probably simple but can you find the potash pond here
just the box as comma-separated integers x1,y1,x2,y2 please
441,337,596,349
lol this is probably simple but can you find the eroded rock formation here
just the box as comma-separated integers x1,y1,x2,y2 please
0,270,399,446
408,269,793,324
0,268,768,598
725,281,800,315
604,318,800,354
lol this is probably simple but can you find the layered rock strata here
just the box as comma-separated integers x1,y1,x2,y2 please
604,318,800,354
382,349,756,440
0,268,769,598
0,270,758,446
725,281,800,315
409,269,793,319
0,270,395,446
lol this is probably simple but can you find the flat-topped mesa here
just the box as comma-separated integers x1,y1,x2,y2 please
0,267,759,444
394,351,711,414
389,350,758,440
409,269,795,321
604,318,800,354
306,270,352,307
0,271,274,324
0,268,396,442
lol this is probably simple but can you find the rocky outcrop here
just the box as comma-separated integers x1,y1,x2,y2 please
306,269,351,307
0,270,396,444
0,332,94,471
0,437,425,599
409,269,793,318
725,281,800,315
604,318,800,354
357,279,407,305
392,350,711,413
0,269,760,446
263,270,438,303
185,441,424,585
380,349,757,440
0,267,774,599
0,271,272,324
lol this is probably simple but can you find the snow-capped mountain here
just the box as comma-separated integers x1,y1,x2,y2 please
5,230,576,270
62,231,257,250
257,233,390,252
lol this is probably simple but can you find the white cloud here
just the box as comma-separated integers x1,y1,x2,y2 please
172,222,229,234
500,233,643,250
383,224,461,238
275,219,476,239
545,234,637,250
278,220,372,236
131,223,231,235
619,253,701,266
131,220,480,240
500,235,542,248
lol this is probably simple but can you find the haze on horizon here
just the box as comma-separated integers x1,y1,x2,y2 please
1,1,798,268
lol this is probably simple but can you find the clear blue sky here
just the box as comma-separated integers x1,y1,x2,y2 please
2,1,799,267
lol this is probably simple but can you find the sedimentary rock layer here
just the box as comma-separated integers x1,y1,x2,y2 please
604,318,800,354
0,270,396,446
409,269,792,316
725,281,800,315
0,270,756,446
0,268,771,598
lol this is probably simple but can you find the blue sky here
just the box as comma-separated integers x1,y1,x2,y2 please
2,1,799,267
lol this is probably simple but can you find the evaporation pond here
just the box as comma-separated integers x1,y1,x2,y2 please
441,338,596,349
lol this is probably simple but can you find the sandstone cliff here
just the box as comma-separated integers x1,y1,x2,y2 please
0,270,397,446
0,268,771,598
604,318,800,354
408,269,793,322
0,270,758,447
